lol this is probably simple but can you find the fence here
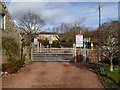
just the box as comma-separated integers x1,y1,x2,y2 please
32,43,100,63
35,48,74,54
76,48,99,63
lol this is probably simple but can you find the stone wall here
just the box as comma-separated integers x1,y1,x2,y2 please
0,1,22,63
23,46,31,64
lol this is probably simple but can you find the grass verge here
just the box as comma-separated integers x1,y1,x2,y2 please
91,63,120,88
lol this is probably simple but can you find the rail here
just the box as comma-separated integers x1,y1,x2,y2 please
33,47,74,54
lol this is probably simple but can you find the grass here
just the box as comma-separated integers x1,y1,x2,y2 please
92,63,120,88
100,66,120,84
109,66,120,84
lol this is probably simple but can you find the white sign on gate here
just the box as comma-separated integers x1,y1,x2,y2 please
49,40,53,44
34,38,38,45
76,34,83,47
34,38,39,52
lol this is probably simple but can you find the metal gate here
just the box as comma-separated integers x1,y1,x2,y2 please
32,48,75,62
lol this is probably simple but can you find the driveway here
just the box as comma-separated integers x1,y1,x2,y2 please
2,62,103,88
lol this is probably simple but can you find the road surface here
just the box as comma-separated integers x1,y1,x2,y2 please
2,62,103,88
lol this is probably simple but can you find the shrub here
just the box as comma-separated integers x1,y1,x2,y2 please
51,41,60,48
2,37,20,60
2,31,25,73
100,67,108,75
61,42,73,47
2,58,25,73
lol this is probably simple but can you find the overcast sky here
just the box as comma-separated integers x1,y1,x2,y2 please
4,0,119,32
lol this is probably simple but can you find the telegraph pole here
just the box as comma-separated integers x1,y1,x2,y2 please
98,0,101,61
98,0,101,26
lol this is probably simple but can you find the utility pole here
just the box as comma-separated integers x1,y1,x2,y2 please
98,0,101,62
98,0,101,27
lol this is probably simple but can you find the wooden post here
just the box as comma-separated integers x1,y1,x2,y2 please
31,43,33,61
49,44,51,52
73,44,77,63
40,43,42,53
47,45,49,52
37,42,40,53
91,41,94,50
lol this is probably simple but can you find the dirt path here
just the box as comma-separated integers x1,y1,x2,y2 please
2,62,103,88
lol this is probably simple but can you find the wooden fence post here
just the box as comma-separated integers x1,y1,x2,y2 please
73,44,77,63
31,43,33,61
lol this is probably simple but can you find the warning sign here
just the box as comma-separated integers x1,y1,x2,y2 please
76,34,83,47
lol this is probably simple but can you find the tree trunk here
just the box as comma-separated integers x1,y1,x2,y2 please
110,55,113,71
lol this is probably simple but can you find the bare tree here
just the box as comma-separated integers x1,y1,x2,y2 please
95,21,119,71
52,27,59,33
104,35,118,71
52,23,71,34
52,17,85,34
18,11,45,60
18,11,45,42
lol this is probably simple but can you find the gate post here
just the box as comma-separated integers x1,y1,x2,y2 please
40,43,42,53
83,48,87,62
73,44,77,63
31,43,33,61
98,47,101,61
37,42,40,52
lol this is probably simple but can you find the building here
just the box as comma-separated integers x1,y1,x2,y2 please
0,1,22,63
0,1,6,30
38,33,59,41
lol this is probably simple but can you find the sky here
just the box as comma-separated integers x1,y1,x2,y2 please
3,0,119,32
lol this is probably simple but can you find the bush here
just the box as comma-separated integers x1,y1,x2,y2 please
2,31,25,74
2,37,20,59
100,67,108,75
2,58,25,74
51,41,60,48
61,42,73,47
